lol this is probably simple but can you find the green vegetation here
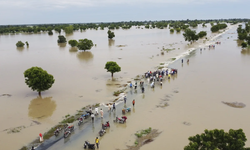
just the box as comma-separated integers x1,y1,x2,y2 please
135,127,152,138
61,116,75,124
113,88,126,96
105,61,121,77
57,35,67,43
64,25,74,34
237,24,250,48
16,41,25,47
184,129,250,150
241,42,248,48
107,30,115,39
24,67,55,96
211,23,227,32
176,28,181,32
198,31,207,38
48,30,53,35
68,40,78,47
77,39,94,51
183,29,199,43
0,19,246,35
25,41,29,47
170,29,174,33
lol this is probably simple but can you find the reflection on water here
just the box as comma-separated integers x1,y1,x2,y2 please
69,47,78,52
57,43,67,48
241,48,250,55
236,40,243,47
28,96,56,119
65,33,73,37
77,51,93,62
16,47,25,52
108,39,115,47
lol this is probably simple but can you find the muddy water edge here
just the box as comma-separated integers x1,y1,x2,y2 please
1,24,248,150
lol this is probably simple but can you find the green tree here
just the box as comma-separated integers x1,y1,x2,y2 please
198,31,207,38
107,30,115,39
24,67,55,96
48,30,53,35
54,27,61,34
68,40,78,47
77,39,93,51
25,41,29,47
184,129,249,150
57,35,67,43
241,42,247,48
170,29,174,33
183,29,199,43
176,28,181,32
105,61,121,77
64,25,74,34
16,41,25,47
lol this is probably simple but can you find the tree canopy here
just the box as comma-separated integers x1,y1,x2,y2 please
211,23,227,32
77,39,93,51
237,23,250,48
16,41,25,47
183,29,199,43
198,31,207,38
64,25,73,34
24,67,55,96
107,30,115,39
184,129,250,150
68,40,78,47
104,61,121,77
57,35,67,43
48,30,53,35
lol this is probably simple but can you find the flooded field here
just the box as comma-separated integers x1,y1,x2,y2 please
1,24,249,150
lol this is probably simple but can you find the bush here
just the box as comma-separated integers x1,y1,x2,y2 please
241,42,247,48
170,29,174,33
48,30,53,35
198,31,207,38
16,41,25,47
57,35,67,43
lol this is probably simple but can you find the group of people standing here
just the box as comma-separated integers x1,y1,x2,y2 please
144,68,177,88
87,95,135,149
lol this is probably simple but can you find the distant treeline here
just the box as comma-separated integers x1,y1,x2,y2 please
0,18,249,34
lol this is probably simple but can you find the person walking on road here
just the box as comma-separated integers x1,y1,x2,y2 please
100,109,103,118
108,104,111,112
95,107,99,115
95,137,99,149
132,99,135,106
124,96,127,104
91,113,94,122
112,103,116,111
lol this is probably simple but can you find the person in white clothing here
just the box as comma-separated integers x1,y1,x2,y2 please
95,107,99,115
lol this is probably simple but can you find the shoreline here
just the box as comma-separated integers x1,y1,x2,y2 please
17,24,237,150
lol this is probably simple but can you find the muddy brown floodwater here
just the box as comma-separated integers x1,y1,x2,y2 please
1,24,249,150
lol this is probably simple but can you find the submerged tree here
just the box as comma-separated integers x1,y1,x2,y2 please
64,25,74,34
184,129,250,150
241,42,248,48
105,61,121,77
57,35,67,43
68,39,78,47
25,41,29,47
183,29,199,43
107,30,115,39
48,30,53,35
198,31,207,38
16,41,25,47
24,67,55,96
77,39,93,51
